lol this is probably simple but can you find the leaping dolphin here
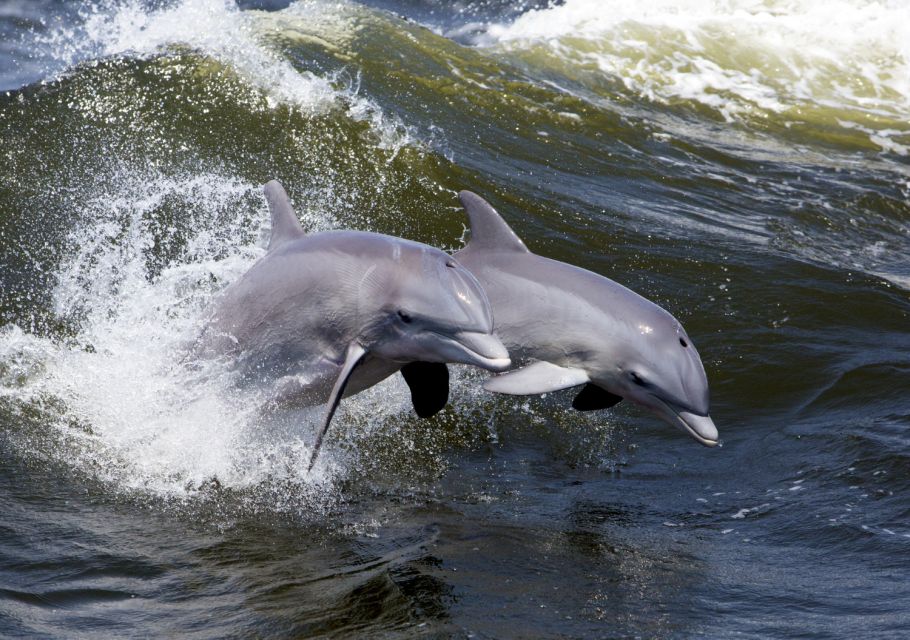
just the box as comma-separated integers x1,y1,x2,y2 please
196,181,511,469
453,191,718,447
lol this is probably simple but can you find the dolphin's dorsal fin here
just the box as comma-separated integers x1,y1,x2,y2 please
264,180,305,251
459,191,528,254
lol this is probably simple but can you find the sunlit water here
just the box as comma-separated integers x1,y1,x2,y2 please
1,0,908,637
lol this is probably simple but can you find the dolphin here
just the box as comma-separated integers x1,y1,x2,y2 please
196,181,511,469
452,191,718,447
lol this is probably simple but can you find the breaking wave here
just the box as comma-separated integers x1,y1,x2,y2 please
476,0,910,154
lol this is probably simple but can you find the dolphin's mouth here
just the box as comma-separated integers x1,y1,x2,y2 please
434,330,511,372
652,396,719,447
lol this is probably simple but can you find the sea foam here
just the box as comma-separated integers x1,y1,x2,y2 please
38,0,411,150
0,167,410,510
477,0,910,154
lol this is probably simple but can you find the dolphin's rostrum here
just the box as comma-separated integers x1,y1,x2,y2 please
196,181,510,469
453,191,718,447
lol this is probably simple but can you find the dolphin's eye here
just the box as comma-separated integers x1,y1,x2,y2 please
445,260,457,269
679,338,688,348
630,372,646,386
398,310,413,324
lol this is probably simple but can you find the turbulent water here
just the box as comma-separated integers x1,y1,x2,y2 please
0,0,908,637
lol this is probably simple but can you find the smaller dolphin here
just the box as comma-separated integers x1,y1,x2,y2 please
196,181,510,469
453,191,718,446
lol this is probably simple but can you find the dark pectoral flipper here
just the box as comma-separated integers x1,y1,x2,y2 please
400,362,450,418
308,343,367,471
572,384,623,411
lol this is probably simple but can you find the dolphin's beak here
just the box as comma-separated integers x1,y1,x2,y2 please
651,397,719,447
442,331,511,372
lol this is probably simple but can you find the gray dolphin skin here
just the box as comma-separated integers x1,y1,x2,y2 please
453,191,718,447
196,181,510,469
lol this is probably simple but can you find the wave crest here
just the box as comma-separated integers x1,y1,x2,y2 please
479,0,910,153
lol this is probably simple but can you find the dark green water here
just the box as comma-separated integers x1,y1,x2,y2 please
1,0,908,637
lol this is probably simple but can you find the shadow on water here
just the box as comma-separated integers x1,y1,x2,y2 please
0,405,721,639
186,520,454,638
0,443,453,638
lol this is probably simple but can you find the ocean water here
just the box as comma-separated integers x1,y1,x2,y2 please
0,0,908,637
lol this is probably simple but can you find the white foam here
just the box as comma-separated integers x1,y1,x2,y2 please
479,0,910,153
38,0,412,150
0,167,409,509
730,502,770,519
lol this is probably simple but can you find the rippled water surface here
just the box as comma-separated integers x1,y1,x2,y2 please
1,0,908,637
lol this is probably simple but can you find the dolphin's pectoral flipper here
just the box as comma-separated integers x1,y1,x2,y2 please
400,362,450,418
264,180,306,251
458,191,528,254
483,361,589,395
307,343,368,471
572,383,623,411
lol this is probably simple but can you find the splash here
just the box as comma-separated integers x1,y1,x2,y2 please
478,0,910,154
0,159,613,506
37,0,412,150
0,167,413,511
